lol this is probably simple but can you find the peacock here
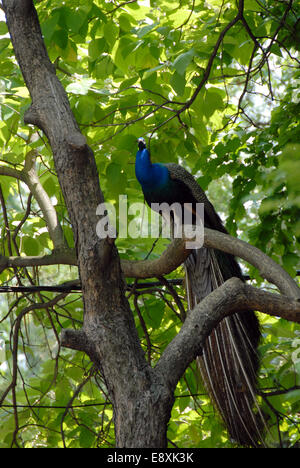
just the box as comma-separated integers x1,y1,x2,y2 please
135,137,264,447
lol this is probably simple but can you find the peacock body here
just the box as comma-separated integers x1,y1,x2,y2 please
135,137,264,446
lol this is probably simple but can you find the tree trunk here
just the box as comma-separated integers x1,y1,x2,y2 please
3,0,174,448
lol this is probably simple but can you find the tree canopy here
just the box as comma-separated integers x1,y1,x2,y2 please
0,0,299,448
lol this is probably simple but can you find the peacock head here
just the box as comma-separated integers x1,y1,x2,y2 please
137,137,146,151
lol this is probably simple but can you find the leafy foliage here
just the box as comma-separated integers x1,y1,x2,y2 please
0,0,299,448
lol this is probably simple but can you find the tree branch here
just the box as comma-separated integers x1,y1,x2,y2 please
203,228,300,299
23,150,68,250
60,328,98,362
121,237,189,279
178,0,245,115
122,228,300,299
155,277,300,392
0,250,76,274
0,151,68,251
1,227,299,301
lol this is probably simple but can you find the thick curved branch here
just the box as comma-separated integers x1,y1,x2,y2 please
122,228,300,299
121,238,189,279
203,228,300,299
1,227,299,302
0,250,76,274
155,277,300,392
23,151,68,250
0,151,68,250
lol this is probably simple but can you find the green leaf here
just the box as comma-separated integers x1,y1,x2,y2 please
94,55,114,78
66,78,95,95
170,71,186,96
203,89,224,117
136,22,158,38
42,175,58,197
279,144,300,195
103,21,119,48
119,76,139,90
75,95,96,123
79,427,95,448
88,38,107,61
37,232,53,250
244,0,262,10
214,142,227,158
168,9,191,28
282,253,299,274
235,40,253,65
65,9,87,34
113,37,136,73
0,22,8,35
22,236,40,256
119,14,133,33
146,300,165,329
55,379,72,405
173,49,195,76
52,29,68,50
41,12,60,42
106,162,127,196
270,43,283,57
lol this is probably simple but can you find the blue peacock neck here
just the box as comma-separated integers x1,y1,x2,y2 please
135,145,169,191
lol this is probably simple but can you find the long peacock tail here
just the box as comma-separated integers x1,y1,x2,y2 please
184,246,266,447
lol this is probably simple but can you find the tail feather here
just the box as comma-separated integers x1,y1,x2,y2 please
185,247,264,446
